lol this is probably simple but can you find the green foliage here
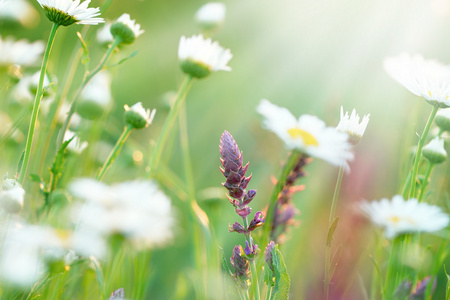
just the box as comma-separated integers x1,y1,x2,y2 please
265,245,290,300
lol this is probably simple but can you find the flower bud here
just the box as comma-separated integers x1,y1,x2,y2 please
423,137,447,164
435,108,450,132
124,102,155,129
110,14,143,45
0,179,25,213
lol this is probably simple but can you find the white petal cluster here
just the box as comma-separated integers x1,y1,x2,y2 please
0,36,44,67
115,13,144,39
360,195,449,239
178,34,232,72
64,130,88,154
384,53,450,107
69,179,175,249
81,71,112,108
36,0,104,25
257,99,354,168
0,179,25,213
336,107,370,144
0,0,38,26
12,71,52,105
195,2,226,29
96,22,113,45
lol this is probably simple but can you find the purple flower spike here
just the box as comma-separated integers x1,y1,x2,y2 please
412,276,436,299
230,245,250,289
236,206,252,218
264,241,276,273
109,288,125,299
244,238,259,258
229,222,246,233
248,211,265,232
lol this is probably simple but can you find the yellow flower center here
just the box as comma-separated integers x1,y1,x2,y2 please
389,216,400,224
287,127,319,146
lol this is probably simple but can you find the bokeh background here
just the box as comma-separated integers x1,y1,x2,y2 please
2,0,450,298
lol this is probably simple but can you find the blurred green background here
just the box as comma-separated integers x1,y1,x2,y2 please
2,0,450,298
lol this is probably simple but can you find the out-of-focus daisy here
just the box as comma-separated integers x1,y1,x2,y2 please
69,179,175,249
77,71,112,120
124,102,156,129
257,99,354,168
110,13,144,44
360,195,449,239
195,2,226,30
36,0,104,26
384,53,450,108
96,22,113,45
336,107,370,145
178,34,232,78
11,71,52,105
423,137,447,164
0,36,44,67
0,179,25,213
0,0,38,27
64,130,88,154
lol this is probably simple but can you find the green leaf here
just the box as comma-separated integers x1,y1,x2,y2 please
326,217,339,247
16,151,24,178
107,51,138,68
48,137,73,191
76,32,90,67
271,245,290,300
445,265,450,300
90,256,105,295
219,247,233,276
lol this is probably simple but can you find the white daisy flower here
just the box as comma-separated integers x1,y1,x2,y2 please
36,0,104,26
0,36,44,67
423,137,447,164
64,130,88,154
0,179,25,213
77,71,112,120
360,195,449,239
336,107,370,145
178,34,232,78
384,53,450,108
11,71,52,105
69,179,175,249
124,102,156,129
0,0,38,26
195,2,226,30
110,13,144,44
257,99,354,168
96,22,113,45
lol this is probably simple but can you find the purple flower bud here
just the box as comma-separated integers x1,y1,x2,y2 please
394,280,412,299
264,241,276,273
236,206,251,218
248,211,265,232
411,276,436,299
230,245,250,288
109,288,125,299
242,189,256,205
229,222,246,233
243,238,259,259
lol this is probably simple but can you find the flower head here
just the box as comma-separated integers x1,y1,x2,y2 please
336,107,370,144
0,0,38,27
64,130,88,154
110,13,144,44
423,137,447,164
36,0,104,26
124,102,156,129
435,108,450,132
77,71,112,120
257,99,354,168
195,2,226,30
0,36,44,67
360,195,449,239
96,22,113,45
178,34,232,78
0,179,25,213
384,53,450,108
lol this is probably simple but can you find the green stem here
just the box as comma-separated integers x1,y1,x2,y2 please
0,106,29,149
418,162,435,202
146,75,194,178
401,171,412,199
18,23,59,184
383,237,403,300
324,165,344,299
408,105,439,198
56,36,122,151
96,125,133,182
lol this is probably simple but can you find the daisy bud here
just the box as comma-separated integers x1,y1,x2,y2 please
423,137,447,164
37,0,104,27
435,108,450,132
124,102,156,129
178,35,232,79
195,2,226,31
0,179,25,213
110,14,144,45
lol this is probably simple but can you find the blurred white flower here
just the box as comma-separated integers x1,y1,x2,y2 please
384,53,450,108
11,71,52,105
257,99,354,168
178,34,232,78
0,179,25,213
36,0,104,26
360,195,449,239
195,2,226,30
423,137,447,164
110,13,144,44
336,107,370,145
0,0,38,26
77,71,112,120
124,102,156,129
70,179,175,249
0,36,44,67
96,22,113,45
64,130,88,154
